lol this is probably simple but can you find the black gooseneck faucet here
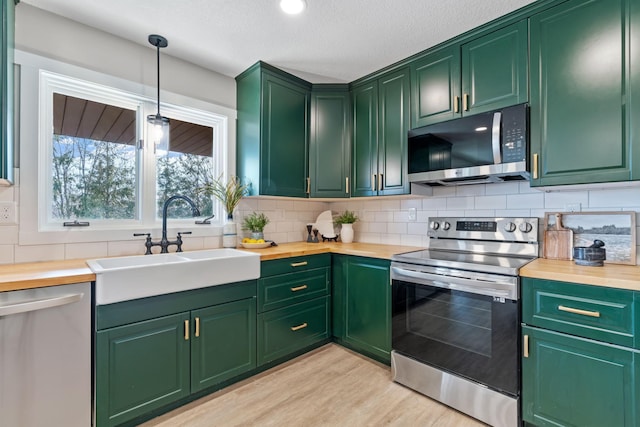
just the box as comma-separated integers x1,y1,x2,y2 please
134,195,201,254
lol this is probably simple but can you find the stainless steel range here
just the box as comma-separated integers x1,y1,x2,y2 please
391,217,539,427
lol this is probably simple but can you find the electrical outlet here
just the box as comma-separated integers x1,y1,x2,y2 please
0,201,17,225
566,203,581,212
408,207,417,222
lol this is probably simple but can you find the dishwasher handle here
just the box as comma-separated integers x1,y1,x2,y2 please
0,293,84,317
391,266,517,300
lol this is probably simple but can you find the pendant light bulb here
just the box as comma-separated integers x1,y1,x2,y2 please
147,34,170,155
280,0,306,15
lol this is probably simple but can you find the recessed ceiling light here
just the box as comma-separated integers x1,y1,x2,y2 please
280,0,306,15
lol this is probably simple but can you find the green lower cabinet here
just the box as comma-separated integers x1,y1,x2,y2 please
332,254,391,364
190,299,256,393
96,297,257,427
257,296,330,365
96,313,191,427
522,325,639,427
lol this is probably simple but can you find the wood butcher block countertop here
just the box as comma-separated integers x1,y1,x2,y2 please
0,242,423,293
520,258,640,292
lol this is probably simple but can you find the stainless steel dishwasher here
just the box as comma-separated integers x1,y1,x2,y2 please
0,282,92,427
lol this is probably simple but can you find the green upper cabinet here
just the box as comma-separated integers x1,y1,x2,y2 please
352,67,410,197
529,0,630,186
309,86,351,198
236,62,311,198
411,20,528,128
1,0,15,185
632,0,640,180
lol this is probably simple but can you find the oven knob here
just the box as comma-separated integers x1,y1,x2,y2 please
519,222,533,233
504,222,516,232
442,221,451,230
429,221,440,230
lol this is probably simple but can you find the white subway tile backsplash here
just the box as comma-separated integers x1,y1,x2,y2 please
400,199,422,210
0,226,18,244
506,193,544,209
374,211,393,222
589,187,640,208
465,209,495,217
543,191,589,209
387,223,407,234
422,197,446,210
407,222,428,235
0,245,14,264
379,199,401,211
486,182,520,195
15,244,65,263
65,242,108,260
447,196,475,210
456,185,485,197
393,211,408,222
432,186,457,198
475,195,507,210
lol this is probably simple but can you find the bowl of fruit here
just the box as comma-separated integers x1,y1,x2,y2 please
241,238,271,249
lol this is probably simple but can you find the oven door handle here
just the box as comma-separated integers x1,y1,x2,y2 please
391,267,517,300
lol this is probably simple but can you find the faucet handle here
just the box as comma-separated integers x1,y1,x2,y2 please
133,233,153,255
175,232,192,252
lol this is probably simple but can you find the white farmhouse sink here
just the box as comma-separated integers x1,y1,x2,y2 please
88,249,260,305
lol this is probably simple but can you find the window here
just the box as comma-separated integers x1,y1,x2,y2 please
39,70,226,231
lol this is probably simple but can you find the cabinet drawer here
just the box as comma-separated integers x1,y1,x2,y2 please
258,268,329,312
261,253,330,277
523,278,636,348
257,296,330,365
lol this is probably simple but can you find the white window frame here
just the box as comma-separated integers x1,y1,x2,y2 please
16,50,235,245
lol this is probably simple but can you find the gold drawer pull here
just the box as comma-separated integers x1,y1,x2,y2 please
533,153,539,179
184,320,189,341
523,334,529,358
291,322,308,331
195,317,200,338
558,305,601,318
290,261,308,267
291,284,308,292
454,95,460,113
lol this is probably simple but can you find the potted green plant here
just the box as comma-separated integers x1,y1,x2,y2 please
242,211,270,241
198,175,248,248
334,210,358,243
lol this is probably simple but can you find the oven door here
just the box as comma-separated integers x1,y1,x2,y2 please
391,263,520,397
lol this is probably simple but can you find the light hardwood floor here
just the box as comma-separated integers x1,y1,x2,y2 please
141,344,486,427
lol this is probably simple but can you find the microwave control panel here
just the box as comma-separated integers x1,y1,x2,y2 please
501,104,527,163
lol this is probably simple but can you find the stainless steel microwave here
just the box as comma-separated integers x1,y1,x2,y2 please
408,103,529,186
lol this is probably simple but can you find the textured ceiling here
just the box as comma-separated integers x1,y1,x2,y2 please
20,0,536,83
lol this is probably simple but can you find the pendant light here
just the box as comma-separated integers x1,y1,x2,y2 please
147,34,170,155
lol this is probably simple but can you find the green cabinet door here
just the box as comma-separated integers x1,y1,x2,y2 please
333,255,391,364
411,46,460,127
261,72,310,197
236,62,310,197
522,325,638,427
461,20,528,115
191,298,256,393
631,0,640,180
351,80,378,197
529,0,629,186
95,313,190,427
378,67,410,195
309,87,351,198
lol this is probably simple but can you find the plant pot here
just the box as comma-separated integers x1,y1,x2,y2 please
340,223,354,243
223,213,237,248
250,231,264,241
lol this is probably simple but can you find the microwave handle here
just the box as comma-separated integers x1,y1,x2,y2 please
492,112,502,164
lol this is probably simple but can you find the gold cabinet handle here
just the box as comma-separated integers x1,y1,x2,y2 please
306,177,310,194
378,173,383,191
195,317,200,338
371,174,376,191
291,284,308,292
184,320,189,341
291,322,308,331
290,261,308,267
454,95,460,113
346,177,349,194
533,153,539,179
558,305,601,318
463,93,469,111
523,334,529,358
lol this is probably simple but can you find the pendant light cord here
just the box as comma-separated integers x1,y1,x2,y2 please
156,44,161,116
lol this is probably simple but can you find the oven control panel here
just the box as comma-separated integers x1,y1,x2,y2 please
428,217,539,243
